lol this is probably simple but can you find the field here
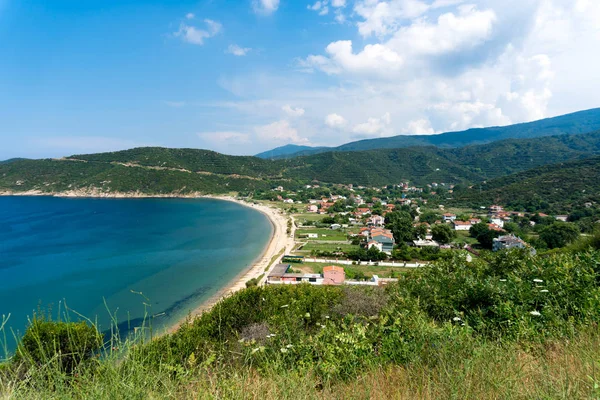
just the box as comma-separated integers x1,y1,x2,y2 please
296,242,359,254
295,228,349,241
295,262,411,278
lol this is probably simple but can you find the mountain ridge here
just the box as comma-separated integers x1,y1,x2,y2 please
255,108,600,159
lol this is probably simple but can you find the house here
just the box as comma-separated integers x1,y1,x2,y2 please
368,215,385,227
367,241,383,252
357,208,371,215
452,220,472,231
493,235,528,252
323,266,345,285
555,215,568,222
306,205,318,213
307,233,319,239
490,217,505,228
330,224,342,230
443,213,457,222
368,228,395,254
488,223,504,232
359,227,371,237
399,198,412,206
489,205,503,213
470,218,482,225
274,186,284,192
283,198,294,204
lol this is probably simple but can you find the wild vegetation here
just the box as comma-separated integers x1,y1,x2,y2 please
2,247,600,399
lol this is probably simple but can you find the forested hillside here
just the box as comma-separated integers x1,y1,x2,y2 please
3,130,600,193
452,156,600,212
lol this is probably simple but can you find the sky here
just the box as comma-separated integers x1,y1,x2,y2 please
0,0,599,159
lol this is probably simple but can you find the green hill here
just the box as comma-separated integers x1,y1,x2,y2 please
452,156,600,212
258,108,600,159
4,130,600,193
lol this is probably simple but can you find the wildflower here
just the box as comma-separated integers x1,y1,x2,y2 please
280,348,288,353
461,323,465,326
499,279,507,282
251,347,265,354
540,289,549,293
530,311,541,316
286,344,293,349
533,279,543,283
238,338,245,343
305,312,311,318
452,317,462,322
281,304,289,308
325,315,330,319
262,297,266,301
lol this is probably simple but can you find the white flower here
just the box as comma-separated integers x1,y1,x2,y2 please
533,279,543,283
452,317,462,322
325,315,330,319
305,313,311,318
280,348,288,353
499,279,507,282
530,311,541,316
461,323,466,326
540,289,549,293
251,347,260,354
262,297,266,301
281,305,289,308
286,344,293,349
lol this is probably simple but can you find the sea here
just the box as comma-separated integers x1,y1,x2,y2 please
0,196,273,354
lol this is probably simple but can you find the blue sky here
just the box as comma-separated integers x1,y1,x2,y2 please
1,0,599,159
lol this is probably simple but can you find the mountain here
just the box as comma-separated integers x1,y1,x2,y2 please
255,144,325,159
0,158,26,164
3,129,600,193
261,108,600,159
451,156,600,213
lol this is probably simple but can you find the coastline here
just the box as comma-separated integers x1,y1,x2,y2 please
165,195,293,334
0,189,294,335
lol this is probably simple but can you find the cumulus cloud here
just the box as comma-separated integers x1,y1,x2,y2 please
405,119,436,135
325,113,347,128
255,120,310,144
174,19,222,45
332,0,346,7
282,105,305,117
185,13,195,19
226,44,251,56
253,0,280,15
353,112,392,136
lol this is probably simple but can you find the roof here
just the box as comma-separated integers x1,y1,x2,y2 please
453,221,471,225
323,266,344,273
443,213,456,217
268,264,290,278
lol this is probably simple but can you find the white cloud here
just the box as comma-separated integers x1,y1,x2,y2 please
355,0,431,37
226,44,251,56
352,112,391,136
174,19,222,45
331,0,346,7
254,120,310,144
282,105,305,117
185,13,195,19
325,113,347,128
253,0,280,15
405,119,435,135
304,40,403,76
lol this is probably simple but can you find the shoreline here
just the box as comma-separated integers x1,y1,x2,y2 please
164,195,292,334
1,190,294,335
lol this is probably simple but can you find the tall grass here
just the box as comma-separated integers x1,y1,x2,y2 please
1,249,599,399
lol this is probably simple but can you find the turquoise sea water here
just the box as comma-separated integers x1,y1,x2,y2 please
0,196,272,354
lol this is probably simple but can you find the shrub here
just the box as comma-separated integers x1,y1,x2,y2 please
14,317,102,374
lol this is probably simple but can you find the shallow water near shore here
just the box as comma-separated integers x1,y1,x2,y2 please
0,196,272,354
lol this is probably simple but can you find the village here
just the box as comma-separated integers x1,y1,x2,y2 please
249,181,584,287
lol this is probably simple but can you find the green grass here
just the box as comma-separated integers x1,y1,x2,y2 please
296,243,359,253
295,228,349,241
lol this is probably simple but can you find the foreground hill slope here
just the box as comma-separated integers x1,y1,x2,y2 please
258,107,600,158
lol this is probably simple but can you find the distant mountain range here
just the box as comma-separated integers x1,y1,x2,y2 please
255,108,600,159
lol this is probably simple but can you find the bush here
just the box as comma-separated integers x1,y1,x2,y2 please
14,317,102,374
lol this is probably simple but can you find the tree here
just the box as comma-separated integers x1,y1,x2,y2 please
539,222,580,249
385,211,415,243
431,224,455,244
414,224,428,240
469,223,500,249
